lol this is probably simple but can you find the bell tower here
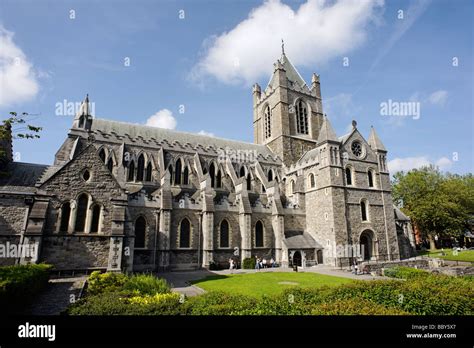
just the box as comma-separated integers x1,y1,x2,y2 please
253,43,324,166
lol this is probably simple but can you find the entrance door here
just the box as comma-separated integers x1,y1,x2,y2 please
292,251,302,266
317,250,323,264
360,232,373,261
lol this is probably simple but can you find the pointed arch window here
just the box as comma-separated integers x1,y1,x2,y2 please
309,173,315,188
209,163,216,188
361,200,368,221
128,161,135,181
75,194,88,232
59,202,71,232
90,205,101,233
99,149,106,163
268,169,273,182
78,116,85,128
290,180,296,195
296,99,309,135
175,159,182,185
239,166,246,178
345,167,352,186
146,163,152,182
135,216,146,248
179,218,191,248
220,219,230,248
246,174,251,191
107,158,113,172
183,166,189,185
255,221,264,247
264,105,272,139
368,169,374,188
216,170,222,188
137,154,145,181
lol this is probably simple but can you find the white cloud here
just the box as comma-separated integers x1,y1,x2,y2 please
435,156,453,170
145,109,177,129
197,130,215,137
190,0,384,85
428,90,448,106
0,26,39,107
388,156,453,173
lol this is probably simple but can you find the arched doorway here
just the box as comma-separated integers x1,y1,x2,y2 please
292,251,302,266
317,250,323,264
360,230,374,261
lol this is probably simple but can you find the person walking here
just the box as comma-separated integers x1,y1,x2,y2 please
229,258,234,273
270,258,275,268
255,256,260,271
262,258,267,269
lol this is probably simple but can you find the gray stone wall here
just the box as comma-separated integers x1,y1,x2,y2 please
40,236,109,270
0,196,28,235
40,145,124,235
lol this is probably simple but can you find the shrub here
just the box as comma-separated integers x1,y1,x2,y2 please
86,271,127,295
242,257,256,269
122,274,171,295
310,298,409,315
383,266,428,279
186,291,257,315
0,264,52,313
68,291,182,315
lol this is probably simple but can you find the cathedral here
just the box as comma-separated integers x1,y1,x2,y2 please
0,51,415,272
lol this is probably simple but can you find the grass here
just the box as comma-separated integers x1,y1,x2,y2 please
417,249,474,262
191,272,353,297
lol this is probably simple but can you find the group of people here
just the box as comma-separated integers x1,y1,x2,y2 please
254,256,276,271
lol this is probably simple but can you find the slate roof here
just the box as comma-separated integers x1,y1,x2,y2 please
394,206,410,221
368,126,386,151
280,53,307,88
89,118,281,163
338,132,352,144
298,147,319,164
283,230,323,249
317,116,338,143
0,162,48,193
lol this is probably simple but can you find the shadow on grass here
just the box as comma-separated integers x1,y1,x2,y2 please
191,274,230,286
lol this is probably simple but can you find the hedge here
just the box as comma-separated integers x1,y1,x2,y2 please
0,264,52,313
383,266,428,279
87,272,171,296
69,270,473,316
68,291,181,315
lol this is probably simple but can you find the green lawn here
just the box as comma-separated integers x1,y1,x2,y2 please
191,272,353,297
417,249,474,262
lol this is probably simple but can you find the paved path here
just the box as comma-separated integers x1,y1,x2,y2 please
157,265,387,297
24,276,86,315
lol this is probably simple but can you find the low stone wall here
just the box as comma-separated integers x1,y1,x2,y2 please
361,259,430,275
433,266,474,276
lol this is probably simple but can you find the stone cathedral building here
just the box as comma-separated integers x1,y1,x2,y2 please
0,51,415,272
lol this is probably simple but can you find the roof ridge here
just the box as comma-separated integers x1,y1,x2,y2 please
93,118,268,148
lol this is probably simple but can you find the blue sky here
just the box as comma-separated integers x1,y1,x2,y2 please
0,0,472,174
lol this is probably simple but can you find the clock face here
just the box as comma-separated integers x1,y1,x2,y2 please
351,141,363,157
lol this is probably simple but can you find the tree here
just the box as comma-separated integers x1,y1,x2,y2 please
392,166,474,249
0,112,42,170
